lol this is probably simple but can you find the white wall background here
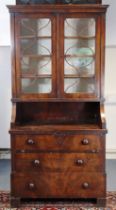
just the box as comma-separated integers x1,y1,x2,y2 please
0,47,11,148
105,47,116,158
0,0,15,46
0,0,116,158
0,0,116,46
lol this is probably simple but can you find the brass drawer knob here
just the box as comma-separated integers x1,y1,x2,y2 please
33,159,40,166
27,139,35,145
82,182,89,189
28,182,35,190
81,139,89,145
75,159,84,165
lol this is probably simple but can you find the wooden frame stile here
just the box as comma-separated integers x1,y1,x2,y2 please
10,12,17,101
58,13,64,99
14,15,21,99
100,12,106,101
51,13,58,99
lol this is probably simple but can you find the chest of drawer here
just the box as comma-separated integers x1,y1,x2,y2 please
13,152,104,172
11,134,104,152
11,172,106,199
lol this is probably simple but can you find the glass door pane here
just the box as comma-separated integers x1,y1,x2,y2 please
21,78,52,93
64,18,96,95
19,18,52,94
64,78,95,93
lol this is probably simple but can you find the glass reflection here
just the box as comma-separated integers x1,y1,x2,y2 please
65,18,95,37
20,18,51,37
64,78,95,93
21,78,51,93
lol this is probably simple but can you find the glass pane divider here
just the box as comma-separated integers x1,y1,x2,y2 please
65,36,96,40
64,74,95,78
64,54,95,58
21,54,52,58
21,74,52,78
19,35,52,39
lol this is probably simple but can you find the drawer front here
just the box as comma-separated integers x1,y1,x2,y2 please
11,172,106,198
12,134,104,152
14,153,104,172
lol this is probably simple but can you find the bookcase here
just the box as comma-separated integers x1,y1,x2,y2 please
8,1,108,207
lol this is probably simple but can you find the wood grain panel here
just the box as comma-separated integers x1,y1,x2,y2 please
11,172,106,198
14,152,104,172
12,134,104,152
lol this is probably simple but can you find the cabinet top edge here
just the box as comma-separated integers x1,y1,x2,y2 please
7,4,109,13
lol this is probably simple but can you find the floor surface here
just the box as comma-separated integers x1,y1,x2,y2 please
0,159,116,191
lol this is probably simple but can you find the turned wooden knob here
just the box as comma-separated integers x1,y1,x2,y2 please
27,139,35,145
33,159,40,166
75,159,84,165
91,149,99,153
82,182,89,189
28,182,35,189
82,139,89,145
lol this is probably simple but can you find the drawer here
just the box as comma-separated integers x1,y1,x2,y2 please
11,172,106,198
12,134,104,152
14,153,104,172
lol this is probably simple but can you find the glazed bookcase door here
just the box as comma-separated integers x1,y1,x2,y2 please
60,15,101,99
15,14,57,98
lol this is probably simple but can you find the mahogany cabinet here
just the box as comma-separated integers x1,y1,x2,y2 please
8,2,108,207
